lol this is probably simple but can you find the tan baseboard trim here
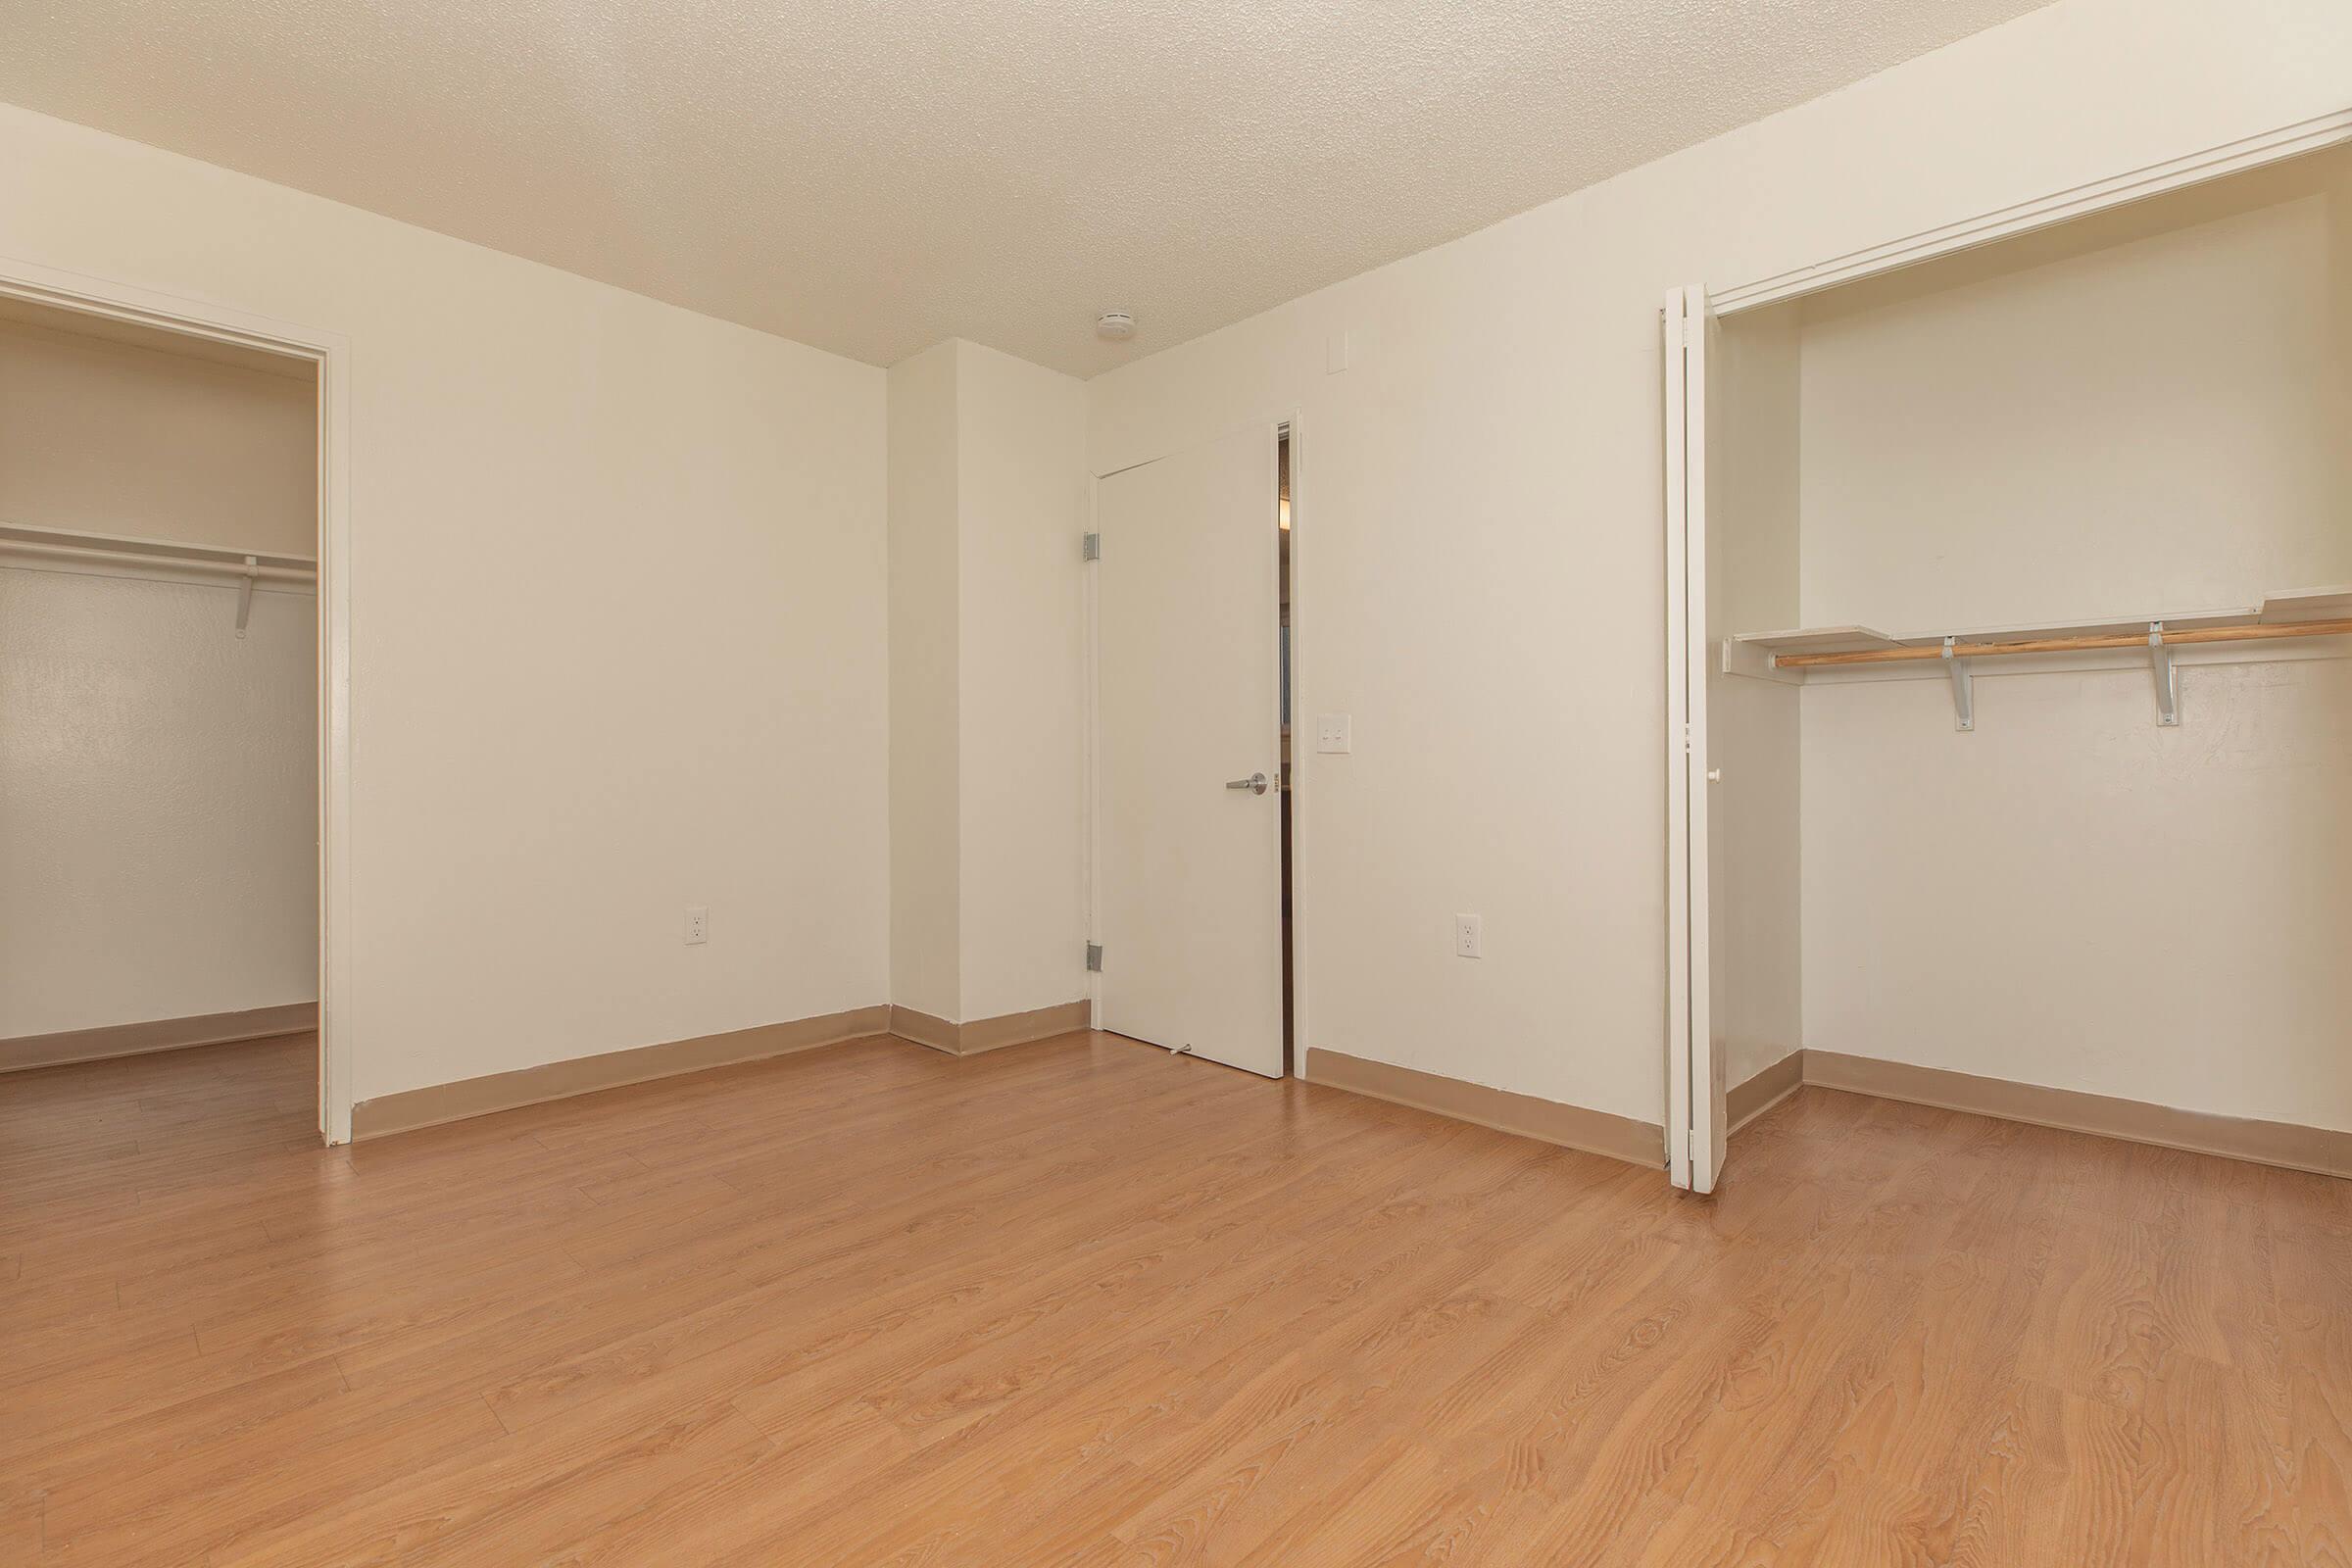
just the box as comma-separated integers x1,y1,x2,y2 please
351,1004,891,1141
958,1000,1092,1055
887,1005,961,1054
1725,1048,2352,1180
1304,1048,1663,1171
1,1003,317,1074
1727,1049,1804,1133
889,1001,1092,1057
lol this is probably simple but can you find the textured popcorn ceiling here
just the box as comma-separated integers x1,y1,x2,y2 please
0,0,2052,374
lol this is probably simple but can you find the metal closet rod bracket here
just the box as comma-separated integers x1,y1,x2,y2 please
234,556,259,638
1941,636,1973,732
2150,622,2180,726
1946,622,2180,731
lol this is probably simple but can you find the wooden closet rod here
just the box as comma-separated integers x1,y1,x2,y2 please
0,536,316,582
1776,618,2352,668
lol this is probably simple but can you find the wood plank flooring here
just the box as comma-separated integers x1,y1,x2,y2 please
4,1029,2348,1565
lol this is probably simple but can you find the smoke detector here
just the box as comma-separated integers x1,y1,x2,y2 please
1096,311,1136,341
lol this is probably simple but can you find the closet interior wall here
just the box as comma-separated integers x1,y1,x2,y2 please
0,310,319,1048
1712,147,2352,1138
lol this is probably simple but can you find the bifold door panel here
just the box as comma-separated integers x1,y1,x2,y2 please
1665,283,1726,1192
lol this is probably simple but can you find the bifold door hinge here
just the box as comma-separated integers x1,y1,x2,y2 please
1081,532,1101,562
1085,942,1103,972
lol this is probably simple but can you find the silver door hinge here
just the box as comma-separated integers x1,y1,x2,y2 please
1082,532,1101,562
1085,942,1103,972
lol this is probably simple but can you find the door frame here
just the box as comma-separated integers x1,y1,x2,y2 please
1666,104,2352,1186
1714,107,2351,318
1280,417,1309,1079
1084,414,1307,1076
0,252,357,1144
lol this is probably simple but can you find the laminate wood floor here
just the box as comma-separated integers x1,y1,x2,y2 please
3,1030,2347,1565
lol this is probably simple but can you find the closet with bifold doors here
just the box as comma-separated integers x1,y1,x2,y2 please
1664,145,2352,1194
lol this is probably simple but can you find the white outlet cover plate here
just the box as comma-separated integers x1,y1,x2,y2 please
1454,912,1483,958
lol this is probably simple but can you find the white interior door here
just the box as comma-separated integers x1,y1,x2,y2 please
1094,425,1284,1077
1665,284,1726,1192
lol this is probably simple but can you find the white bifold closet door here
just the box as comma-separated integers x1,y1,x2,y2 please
1664,283,1726,1193
1094,424,1285,1078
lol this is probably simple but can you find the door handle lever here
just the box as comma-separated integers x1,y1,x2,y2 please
1225,772,1269,795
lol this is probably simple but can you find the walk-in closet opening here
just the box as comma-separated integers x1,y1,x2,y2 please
0,295,324,1121
1679,144,2352,1188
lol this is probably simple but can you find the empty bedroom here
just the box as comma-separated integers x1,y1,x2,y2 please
1,1,2346,1563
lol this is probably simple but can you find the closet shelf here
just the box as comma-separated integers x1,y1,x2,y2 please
1724,588,2352,730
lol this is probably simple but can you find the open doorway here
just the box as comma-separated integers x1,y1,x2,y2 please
0,293,329,1135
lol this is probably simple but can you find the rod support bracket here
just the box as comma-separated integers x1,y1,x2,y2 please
235,556,258,638
2149,621,2179,726
1941,636,1973,732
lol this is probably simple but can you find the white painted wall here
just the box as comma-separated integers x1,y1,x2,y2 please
1,101,890,1103
1709,306,1804,1093
953,342,1090,1023
1796,152,2352,1131
0,569,318,1037
886,339,1091,1025
1802,665,2352,1130
0,318,317,558
1797,158,2352,632
1087,0,2350,1125
887,341,962,1022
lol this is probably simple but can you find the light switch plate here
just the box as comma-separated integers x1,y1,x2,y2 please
1315,713,1351,754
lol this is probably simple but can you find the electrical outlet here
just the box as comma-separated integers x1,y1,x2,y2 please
1454,913,1483,959
1316,713,1351,755
684,906,710,946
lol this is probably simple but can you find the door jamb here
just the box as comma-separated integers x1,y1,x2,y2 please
1084,468,1102,1028
0,253,356,1144
1279,416,1307,1079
